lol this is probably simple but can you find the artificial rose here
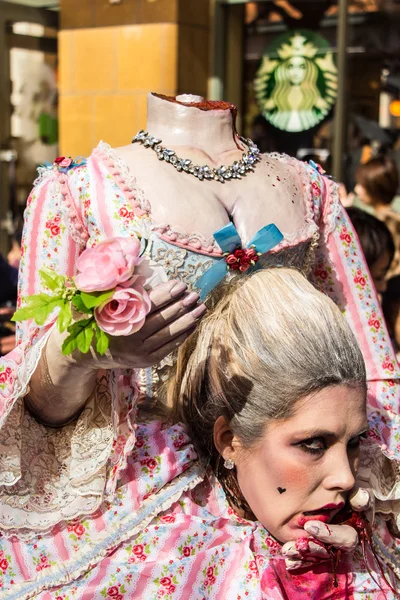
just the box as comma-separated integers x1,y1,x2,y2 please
95,285,151,336
59,157,72,168
75,237,142,292
246,248,258,262
226,254,240,270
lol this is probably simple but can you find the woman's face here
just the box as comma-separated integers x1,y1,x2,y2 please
287,57,307,85
231,385,368,544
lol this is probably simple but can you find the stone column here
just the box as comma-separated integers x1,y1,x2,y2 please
59,0,210,156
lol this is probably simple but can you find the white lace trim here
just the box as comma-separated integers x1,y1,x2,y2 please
323,177,342,238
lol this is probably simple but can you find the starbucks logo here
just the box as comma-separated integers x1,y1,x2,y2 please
254,31,338,133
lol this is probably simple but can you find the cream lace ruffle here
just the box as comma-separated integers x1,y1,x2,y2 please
0,326,126,539
358,438,400,529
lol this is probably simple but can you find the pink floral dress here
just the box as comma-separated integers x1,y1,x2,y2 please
0,143,399,598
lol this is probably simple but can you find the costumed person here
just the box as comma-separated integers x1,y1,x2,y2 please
0,93,399,596
2,269,400,598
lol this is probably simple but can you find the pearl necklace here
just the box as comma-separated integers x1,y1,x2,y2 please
131,130,262,182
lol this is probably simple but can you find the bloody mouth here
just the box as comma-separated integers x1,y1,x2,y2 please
298,502,345,527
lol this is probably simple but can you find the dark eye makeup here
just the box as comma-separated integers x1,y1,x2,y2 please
295,431,368,456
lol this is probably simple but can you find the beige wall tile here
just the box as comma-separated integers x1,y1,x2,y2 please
59,95,95,156
117,24,173,92
73,27,117,93
94,94,139,147
58,31,74,95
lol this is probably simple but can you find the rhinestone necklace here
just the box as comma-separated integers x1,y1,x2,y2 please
131,130,262,182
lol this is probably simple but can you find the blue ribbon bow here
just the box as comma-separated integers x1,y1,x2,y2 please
196,222,283,299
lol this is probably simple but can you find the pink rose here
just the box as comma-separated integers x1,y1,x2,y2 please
107,586,119,597
160,515,175,523
160,577,172,587
0,558,8,571
59,158,72,168
146,458,157,470
50,224,61,236
75,237,142,292
95,285,151,336
226,254,239,268
133,544,144,556
119,206,129,218
73,523,85,537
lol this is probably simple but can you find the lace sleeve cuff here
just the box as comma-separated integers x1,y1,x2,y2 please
0,323,139,539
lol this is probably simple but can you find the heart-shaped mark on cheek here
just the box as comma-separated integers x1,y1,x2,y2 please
277,487,286,494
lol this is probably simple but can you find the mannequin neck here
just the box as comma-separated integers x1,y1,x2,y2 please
145,93,244,162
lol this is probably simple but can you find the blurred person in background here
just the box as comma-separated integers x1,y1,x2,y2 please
0,223,22,355
347,207,395,300
352,157,400,277
7,222,23,269
383,275,400,361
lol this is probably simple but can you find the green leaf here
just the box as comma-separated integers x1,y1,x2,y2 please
12,295,63,325
39,268,67,292
93,324,109,355
71,294,91,314
62,318,94,355
80,290,114,309
57,302,73,333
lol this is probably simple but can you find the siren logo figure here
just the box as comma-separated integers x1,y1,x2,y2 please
254,31,338,133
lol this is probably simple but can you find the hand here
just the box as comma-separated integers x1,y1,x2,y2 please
85,279,206,370
282,522,358,571
282,487,373,571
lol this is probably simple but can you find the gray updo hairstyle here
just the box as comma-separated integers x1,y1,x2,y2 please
167,268,366,465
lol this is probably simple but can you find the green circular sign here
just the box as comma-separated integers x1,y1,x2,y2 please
254,30,338,133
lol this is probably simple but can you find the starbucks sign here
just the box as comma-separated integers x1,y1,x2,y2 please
254,31,338,133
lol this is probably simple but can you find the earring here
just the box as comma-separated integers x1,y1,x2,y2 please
224,458,235,470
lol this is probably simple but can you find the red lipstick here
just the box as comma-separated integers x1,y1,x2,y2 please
319,503,344,510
